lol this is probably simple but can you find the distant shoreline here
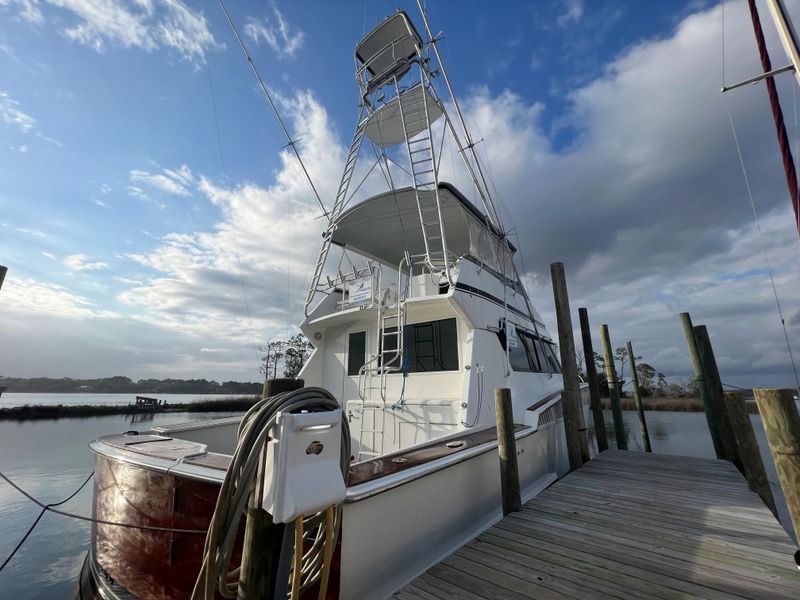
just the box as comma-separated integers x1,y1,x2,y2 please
0,396,260,421
0,376,262,395
601,396,759,414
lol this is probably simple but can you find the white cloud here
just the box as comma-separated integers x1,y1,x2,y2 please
0,0,43,23
100,183,112,194
129,163,193,197
0,90,62,146
244,4,305,59
5,223,49,238
0,90,36,132
62,253,110,271
556,0,584,26
2,0,220,66
94,198,111,208
118,91,343,343
3,277,119,319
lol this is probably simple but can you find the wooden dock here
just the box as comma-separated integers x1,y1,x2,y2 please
393,450,800,600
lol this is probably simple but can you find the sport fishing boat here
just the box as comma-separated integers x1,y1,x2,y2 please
75,6,585,600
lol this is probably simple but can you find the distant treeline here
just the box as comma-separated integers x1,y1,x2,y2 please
0,376,262,394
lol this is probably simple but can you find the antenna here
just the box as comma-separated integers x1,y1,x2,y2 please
217,0,329,219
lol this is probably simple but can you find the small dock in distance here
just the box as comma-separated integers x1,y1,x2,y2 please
393,450,800,600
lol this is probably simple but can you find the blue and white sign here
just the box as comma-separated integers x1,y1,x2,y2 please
347,276,373,306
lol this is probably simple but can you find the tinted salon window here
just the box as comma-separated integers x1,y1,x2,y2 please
404,318,458,372
347,331,366,376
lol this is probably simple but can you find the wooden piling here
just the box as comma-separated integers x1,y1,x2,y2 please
238,378,305,599
237,472,285,600
599,324,627,450
679,313,726,460
626,341,652,453
754,388,800,545
579,308,608,452
495,388,522,515
550,262,589,467
694,325,741,470
725,391,778,518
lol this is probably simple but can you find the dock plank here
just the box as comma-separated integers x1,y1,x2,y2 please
393,450,800,599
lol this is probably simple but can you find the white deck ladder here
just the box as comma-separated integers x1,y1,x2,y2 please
356,265,408,460
395,75,452,283
304,117,367,317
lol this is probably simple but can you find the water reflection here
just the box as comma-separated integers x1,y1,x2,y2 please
129,411,156,425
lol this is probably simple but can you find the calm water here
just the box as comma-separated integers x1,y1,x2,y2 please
0,410,792,599
0,392,244,408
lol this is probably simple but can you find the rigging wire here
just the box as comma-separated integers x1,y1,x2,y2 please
204,59,262,370
722,2,800,393
217,0,329,219
723,94,800,393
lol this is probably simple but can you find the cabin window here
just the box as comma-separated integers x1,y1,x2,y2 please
523,335,541,371
509,326,562,374
508,328,531,371
544,342,562,373
347,331,367,376
399,318,457,372
377,318,459,373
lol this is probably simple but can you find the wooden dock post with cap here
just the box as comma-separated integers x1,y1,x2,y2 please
550,262,589,467
237,378,305,600
679,313,726,460
694,325,741,469
725,390,778,518
600,324,627,450
626,341,651,453
579,307,608,452
495,388,521,516
754,388,800,552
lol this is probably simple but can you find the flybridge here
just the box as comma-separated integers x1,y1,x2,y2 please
303,6,520,319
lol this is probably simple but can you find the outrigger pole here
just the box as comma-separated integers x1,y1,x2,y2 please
217,0,329,219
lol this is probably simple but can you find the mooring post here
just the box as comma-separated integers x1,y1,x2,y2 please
550,262,589,466
579,308,608,452
754,388,800,549
237,378,305,600
495,388,522,515
626,341,652,453
725,391,778,518
599,324,627,450
679,313,726,460
694,325,741,470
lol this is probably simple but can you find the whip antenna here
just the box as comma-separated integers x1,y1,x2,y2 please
217,0,329,218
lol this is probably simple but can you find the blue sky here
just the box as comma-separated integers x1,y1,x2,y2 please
2,0,800,387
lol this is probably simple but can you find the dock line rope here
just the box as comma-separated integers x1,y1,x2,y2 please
0,470,209,550
0,470,94,573
0,469,207,575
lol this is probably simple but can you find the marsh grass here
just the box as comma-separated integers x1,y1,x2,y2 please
601,396,759,414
